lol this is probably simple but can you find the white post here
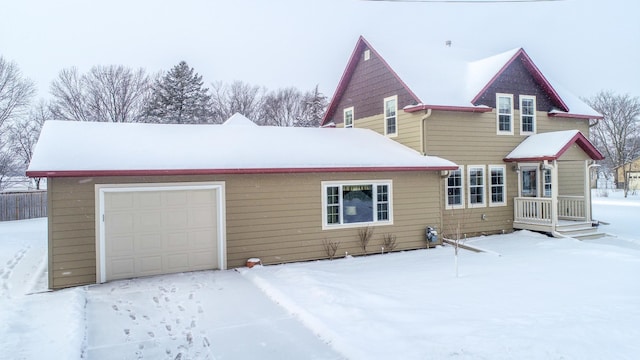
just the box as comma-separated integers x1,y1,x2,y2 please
550,160,559,231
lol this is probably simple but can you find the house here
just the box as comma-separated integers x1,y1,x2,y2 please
614,156,640,191
26,115,456,289
322,36,605,240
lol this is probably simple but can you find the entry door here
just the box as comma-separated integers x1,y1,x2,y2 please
521,167,538,197
102,187,220,281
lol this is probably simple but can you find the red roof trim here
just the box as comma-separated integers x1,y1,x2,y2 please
404,104,493,113
503,131,604,162
548,112,604,120
26,165,459,178
321,36,421,126
471,49,569,112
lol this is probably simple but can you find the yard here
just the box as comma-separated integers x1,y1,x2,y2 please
1,190,639,359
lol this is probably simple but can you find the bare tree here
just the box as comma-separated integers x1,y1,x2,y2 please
211,81,264,123
585,91,640,196
50,65,152,122
261,87,302,126
9,100,51,189
298,85,327,128
0,56,36,127
0,56,35,190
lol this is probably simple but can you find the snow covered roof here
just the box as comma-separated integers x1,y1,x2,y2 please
26,120,457,177
324,36,602,122
222,113,258,126
504,130,604,162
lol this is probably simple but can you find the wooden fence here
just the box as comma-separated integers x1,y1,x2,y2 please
0,191,47,221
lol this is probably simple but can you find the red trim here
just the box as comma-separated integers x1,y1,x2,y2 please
548,112,604,120
503,156,556,163
26,165,459,178
404,104,492,113
503,131,604,162
321,36,421,126
470,49,569,112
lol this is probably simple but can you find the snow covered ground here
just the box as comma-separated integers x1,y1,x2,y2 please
0,190,639,359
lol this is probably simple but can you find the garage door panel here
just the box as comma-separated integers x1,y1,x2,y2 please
166,232,188,248
110,258,135,278
107,193,135,210
190,230,216,248
138,256,163,275
109,235,134,253
188,207,216,227
137,192,162,208
136,234,162,251
103,187,221,282
166,191,188,206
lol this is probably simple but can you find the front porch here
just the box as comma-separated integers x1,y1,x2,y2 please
513,196,603,239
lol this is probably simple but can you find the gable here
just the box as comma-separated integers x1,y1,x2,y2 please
323,38,419,126
472,55,562,112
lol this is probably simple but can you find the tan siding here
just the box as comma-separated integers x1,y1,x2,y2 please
558,161,586,196
48,171,442,288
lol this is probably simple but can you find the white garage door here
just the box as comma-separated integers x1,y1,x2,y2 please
99,184,223,282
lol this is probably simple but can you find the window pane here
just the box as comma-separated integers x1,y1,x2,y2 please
376,185,389,221
343,184,373,223
491,168,504,203
327,186,340,224
446,169,462,206
469,167,484,205
385,98,397,134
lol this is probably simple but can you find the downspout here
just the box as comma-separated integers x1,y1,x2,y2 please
420,109,432,155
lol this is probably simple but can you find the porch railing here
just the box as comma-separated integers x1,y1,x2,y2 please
514,197,552,223
558,196,585,220
514,196,586,224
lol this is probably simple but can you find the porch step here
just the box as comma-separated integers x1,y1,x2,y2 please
554,223,606,240
555,221,594,232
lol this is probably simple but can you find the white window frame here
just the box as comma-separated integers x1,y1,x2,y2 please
489,165,506,207
322,180,393,230
364,49,371,61
496,93,514,135
520,95,536,135
445,166,465,210
384,95,398,137
467,165,486,208
543,168,552,198
343,107,354,128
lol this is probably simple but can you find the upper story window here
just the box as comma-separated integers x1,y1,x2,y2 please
520,95,536,135
497,93,514,135
468,165,486,208
322,180,393,229
384,96,397,137
445,167,464,209
344,107,354,128
364,49,371,61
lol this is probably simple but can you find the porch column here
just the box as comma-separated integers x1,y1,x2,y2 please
551,160,559,231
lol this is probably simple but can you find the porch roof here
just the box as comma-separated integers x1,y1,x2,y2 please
503,130,604,162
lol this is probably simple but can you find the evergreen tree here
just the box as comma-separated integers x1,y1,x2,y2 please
297,85,327,127
143,61,212,124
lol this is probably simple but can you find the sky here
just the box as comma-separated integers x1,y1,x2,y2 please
1,0,639,103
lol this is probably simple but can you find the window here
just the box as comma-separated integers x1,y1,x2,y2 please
322,181,393,229
489,165,506,206
364,49,371,61
344,107,354,128
384,96,397,136
468,166,486,207
520,95,536,134
445,167,464,209
497,94,513,135
543,168,552,197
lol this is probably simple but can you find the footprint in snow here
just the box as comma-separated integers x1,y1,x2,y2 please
190,319,196,329
166,324,172,332
202,337,210,348
112,304,119,311
129,313,136,321
148,331,155,338
177,305,185,312
153,296,159,304
197,305,203,314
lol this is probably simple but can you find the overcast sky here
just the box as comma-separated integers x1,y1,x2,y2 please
1,0,638,103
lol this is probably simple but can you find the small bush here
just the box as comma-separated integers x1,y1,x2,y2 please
382,233,397,252
357,226,374,254
322,238,339,260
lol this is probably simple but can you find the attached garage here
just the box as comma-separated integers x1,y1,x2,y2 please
96,183,225,282
27,115,457,289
